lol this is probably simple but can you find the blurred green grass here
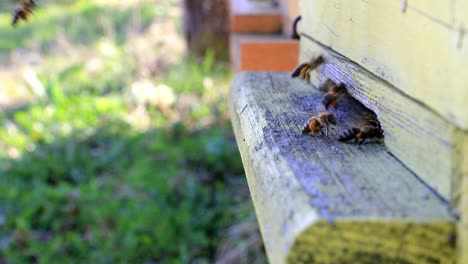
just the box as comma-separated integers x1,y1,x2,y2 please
0,0,174,52
0,0,265,263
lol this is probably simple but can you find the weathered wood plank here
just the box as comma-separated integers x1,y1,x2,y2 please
455,1,468,26
289,222,455,264
229,71,456,264
300,0,468,129
300,36,468,202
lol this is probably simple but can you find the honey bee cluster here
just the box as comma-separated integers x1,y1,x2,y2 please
11,0,36,27
292,55,384,145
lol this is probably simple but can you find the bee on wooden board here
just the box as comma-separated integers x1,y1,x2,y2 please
11,0,36,27
301,111,337,137
318,78,337,92
291,55,324,82
322,83,348,110
339,119,384,145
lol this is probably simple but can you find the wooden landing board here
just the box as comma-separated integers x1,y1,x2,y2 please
395,0,454,25
300,36,468,202
229,71,456,264
300,0,468,129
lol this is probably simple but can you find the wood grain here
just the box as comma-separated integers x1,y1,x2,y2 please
300,0,468,129
229,71,456,264
300,36,468,202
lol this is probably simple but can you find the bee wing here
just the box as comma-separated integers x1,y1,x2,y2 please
333,84,348,95
298,111,315,116
11,10,22,26
306,56,325,71
11,16,18,26
291,63,308,77
322,93,333,109
318,78,336,92
339,127,360,142
303,70,311,82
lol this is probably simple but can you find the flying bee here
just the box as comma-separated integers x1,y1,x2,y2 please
291,55,324,82
339,119,384,145
322,83,348,110
11,0,36,27
301,111,337,137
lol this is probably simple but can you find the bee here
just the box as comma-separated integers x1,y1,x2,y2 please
11,0,36,27
291,56,324,82
339,119,384,145
301,111,337,137
318,78,337,92
322,83,348,110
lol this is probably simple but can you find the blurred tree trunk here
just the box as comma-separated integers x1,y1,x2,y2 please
183,0,229,61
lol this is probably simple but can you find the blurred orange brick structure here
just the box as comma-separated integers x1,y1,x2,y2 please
228,0,282,34
228,0,299,72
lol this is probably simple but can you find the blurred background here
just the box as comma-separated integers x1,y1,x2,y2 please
0,0,267,263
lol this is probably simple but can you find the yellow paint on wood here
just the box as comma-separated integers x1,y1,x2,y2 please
288,221,456,264
403,0,454,25
301,0,468,129
300,38,468,200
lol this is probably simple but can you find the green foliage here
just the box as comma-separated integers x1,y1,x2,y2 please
1,119,245,263
0,0,161,52
166,51,231,95
0,0,264,263
0,73,255,262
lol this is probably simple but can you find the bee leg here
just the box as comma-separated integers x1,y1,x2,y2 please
325,127,328,137
359,138,366,145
